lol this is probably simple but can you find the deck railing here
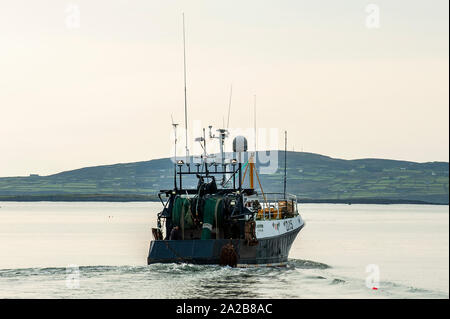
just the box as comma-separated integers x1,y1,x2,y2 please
245,192,298,220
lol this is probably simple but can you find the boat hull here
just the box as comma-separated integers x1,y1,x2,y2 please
147,223,303,266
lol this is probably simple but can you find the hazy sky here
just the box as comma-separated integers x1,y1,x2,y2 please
1,0,448,177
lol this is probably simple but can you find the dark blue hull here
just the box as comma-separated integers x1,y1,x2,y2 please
147,225,303,266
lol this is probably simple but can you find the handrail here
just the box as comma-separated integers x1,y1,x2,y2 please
245,192,298,220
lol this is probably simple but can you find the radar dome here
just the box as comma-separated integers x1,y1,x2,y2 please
232,136,248,152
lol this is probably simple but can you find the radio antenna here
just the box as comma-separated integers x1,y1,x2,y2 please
182,13,189,162
226,84,233,129
284,130,287,198
254,94,257,152
171,115,179,161
171,115,179,188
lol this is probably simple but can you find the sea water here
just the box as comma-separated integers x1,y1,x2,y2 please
0,202,447,298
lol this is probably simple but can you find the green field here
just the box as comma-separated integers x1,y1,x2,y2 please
0,152,448,204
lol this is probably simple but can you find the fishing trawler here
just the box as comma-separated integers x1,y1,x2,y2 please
146,14,304,267
147,131,305,267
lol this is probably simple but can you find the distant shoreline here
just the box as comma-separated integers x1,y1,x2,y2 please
1,151,447,205
0,194,447,205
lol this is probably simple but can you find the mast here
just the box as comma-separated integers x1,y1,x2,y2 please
254,95,257,153
226,85,233,130
249,95,256,189
182,13,189,163
284,130,287,198
171,115,179,188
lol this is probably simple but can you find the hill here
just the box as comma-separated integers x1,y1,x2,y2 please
0,152,448,204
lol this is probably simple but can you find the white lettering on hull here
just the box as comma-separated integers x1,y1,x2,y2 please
255,216,303,239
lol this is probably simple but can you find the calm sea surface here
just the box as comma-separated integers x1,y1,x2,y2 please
0,202,448,298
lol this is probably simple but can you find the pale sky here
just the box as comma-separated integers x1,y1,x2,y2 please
0,0,448,177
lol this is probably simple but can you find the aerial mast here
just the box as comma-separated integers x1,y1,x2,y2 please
254,95,257,153
171,115,179,188
249,95,257,189
171,115,179,161
209,84,233,186
226,84,233,129
182,13,189,163
284,130,287,198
